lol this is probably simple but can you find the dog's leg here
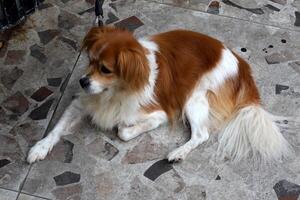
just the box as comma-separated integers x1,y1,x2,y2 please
167,90,209,162
27,99,83,163
118,110,167,141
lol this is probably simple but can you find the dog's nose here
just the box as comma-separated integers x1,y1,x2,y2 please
79,77,90,88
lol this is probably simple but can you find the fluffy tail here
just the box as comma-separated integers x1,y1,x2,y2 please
217,105,293,163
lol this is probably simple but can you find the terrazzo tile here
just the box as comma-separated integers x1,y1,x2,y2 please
0,0,85,193
148,0,300,31
47,78,62,87
2,92,30,116
0,67,24,90
17,193,49,200
0,188,18,200
30,44,47,64
4,50,26,65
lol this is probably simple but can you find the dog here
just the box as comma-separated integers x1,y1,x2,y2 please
27,26,292,164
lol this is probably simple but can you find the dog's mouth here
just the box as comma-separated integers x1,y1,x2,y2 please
83,87,109,94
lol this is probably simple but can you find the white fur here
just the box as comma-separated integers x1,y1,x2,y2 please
202,48,238,91
137,38,159,105
168,89,210,161
217,105,293,162
118,111,167,141
167,48,239,161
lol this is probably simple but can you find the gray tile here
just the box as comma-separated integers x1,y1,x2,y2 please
18,193,49,200
0,188,18,200
147,0,300,31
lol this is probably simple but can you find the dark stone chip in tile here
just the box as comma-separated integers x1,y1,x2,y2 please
276,84,289,94
105,12,119,24
144,159,173,181
295,11,300,27
30,87,53,102
215,175,221,180
207,1,220,14
52,184,82,200
265,51,294,64
2,92,30,115
122,135,167,164
47,139,74,163
1,67,24,89
59,36,77,50
0,159,11,168
114,16,144,32
63,139,74,163
265,4,280,12
0,106,18,125
38,29,60,45
273,180,300,200
109,3,117,12
241,48,247,52
30,44,47,64
4,50,26,65
270,0,287,5
47,77,62,87
29,99,54,120
269,45,274,48
53,171,81,186
58,10,82,29
104,142,119,161
38,3,53,10
87,138,119,161
281,39,287,43
222,0,264,15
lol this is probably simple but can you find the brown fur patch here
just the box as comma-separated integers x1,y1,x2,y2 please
145,30,224,120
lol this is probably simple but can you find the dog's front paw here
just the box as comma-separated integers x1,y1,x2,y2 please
167,146,191,162
27,138,54,163
118,127,134,141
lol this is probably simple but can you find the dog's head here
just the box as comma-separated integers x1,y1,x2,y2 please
80,26,149,94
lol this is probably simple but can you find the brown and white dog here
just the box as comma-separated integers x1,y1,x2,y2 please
27,26,292,163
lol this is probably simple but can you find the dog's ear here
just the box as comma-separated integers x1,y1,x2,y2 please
81,26,116,51
116,48,149,92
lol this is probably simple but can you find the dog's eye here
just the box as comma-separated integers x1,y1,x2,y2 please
100,66,112,74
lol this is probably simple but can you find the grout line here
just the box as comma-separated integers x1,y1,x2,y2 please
19,192,53,200
0,186,19,193
147,0,300,33
16,165,32,200
15,51,82,200
42,51,82,138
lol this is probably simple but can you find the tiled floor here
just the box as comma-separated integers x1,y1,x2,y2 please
0,0,300,199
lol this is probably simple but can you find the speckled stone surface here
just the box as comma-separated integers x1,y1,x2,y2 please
0,0,300,199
